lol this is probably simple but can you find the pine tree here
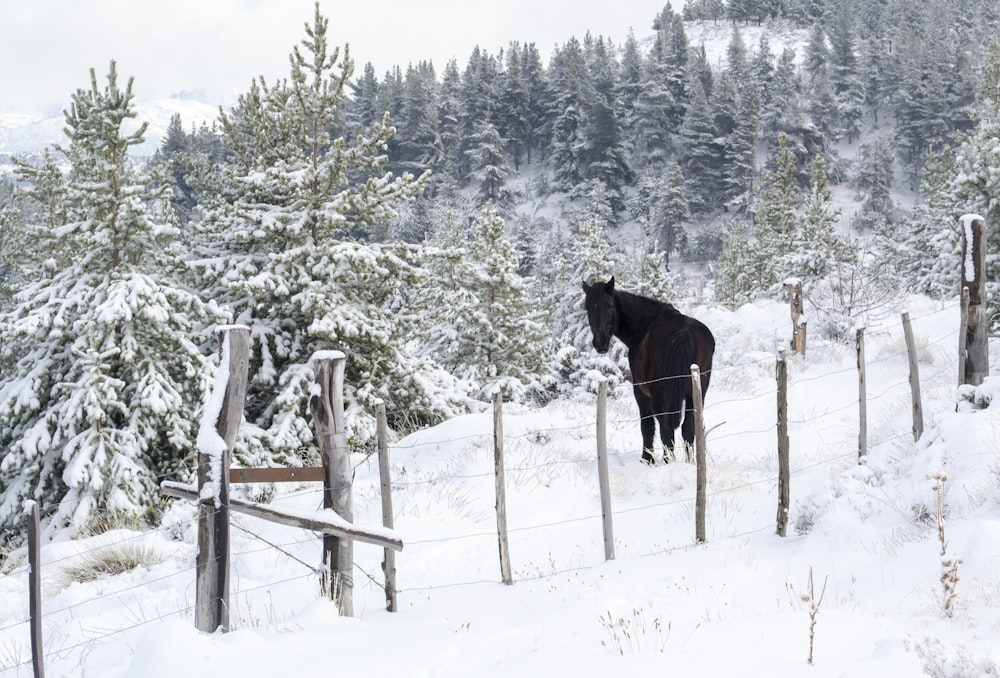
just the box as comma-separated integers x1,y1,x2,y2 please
853,136,895,231
466,120,513,208
715,217,762,308
548,37,589,191
419,202,551,401
191,4,466,457
783,155,853,283
581,98,633,214
680,77,722,213
0,62,226,545
632,48,676,168
500,43,530,170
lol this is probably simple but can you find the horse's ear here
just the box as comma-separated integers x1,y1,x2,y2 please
581,281,591,294
605,276,615,293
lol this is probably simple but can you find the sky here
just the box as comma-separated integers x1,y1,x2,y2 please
0,0,671,117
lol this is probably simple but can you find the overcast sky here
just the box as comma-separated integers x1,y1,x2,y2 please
0,0,670,117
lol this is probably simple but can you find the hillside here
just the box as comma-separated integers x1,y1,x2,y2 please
2,295,998,676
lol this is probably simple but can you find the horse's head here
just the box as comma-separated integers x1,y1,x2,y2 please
582,276,617,353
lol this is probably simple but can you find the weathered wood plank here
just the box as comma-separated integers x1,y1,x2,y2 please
162,481,403,552
229,467,326,484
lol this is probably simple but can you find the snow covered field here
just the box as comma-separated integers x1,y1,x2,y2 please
2,294,999,677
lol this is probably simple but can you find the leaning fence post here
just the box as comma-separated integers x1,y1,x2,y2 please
691,365,707,544
196,325,250,634
493,390,513,585
776,350,790,537
596,378,615,561
856,327,867,462
25,501,44,678
310,351,353,616
375,400,397,612
901,311,924,442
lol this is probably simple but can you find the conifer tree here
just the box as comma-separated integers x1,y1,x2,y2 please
0,62,225,544
466,120,513,208
680,77,722,213
419,202,550,401
191,3,467,455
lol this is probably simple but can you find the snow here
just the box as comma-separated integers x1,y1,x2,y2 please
960,214,984,283
2,294,999,676
196,330,234,506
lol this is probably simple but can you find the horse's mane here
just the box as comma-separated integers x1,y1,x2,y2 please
613,289,681,343
617,289,679,319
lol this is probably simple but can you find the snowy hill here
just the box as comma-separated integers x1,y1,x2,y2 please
2,294,998,676
0,98,220,158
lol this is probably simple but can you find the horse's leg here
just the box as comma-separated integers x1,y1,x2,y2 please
681,397,695,463
633,386,656,465
654,390,681,464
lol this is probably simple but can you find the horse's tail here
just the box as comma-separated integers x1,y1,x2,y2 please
663,327,696,431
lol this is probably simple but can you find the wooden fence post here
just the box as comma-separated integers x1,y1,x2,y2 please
856,327,867,462
310,351,353,616
25,501,44,678
196,325,250,634
493,391,513,585
959,287,970,390
375,400,397,612
784,279,807,356
776,351,790,537
691,365,707,544
595,378,615,561
901,311,924,441
960,214,989,386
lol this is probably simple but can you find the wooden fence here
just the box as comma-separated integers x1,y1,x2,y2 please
159,327,403,631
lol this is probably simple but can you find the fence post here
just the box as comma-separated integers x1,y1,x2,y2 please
784,279,806,356
901,311,924,441
595,378,615,561
691,365,707,544
856,327,867,462
25,501,44,678
493,391,513,585
776,351,790,537
196,325,250,634
375,400,397,612
960,214,989,386
959,287,970,390
310,351,353,616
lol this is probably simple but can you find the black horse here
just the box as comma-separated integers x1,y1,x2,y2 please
582,277,715,465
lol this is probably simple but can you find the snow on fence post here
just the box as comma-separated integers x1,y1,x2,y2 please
901,311,924,441
196,325,250,634
776,351,790,537
960,214,989,386
25,501,44,678
784,278,807,356
493,390,513,585
595,378,615,561
375,400,397,612
309,351,353,616
691,365,707,544
856,327,867,462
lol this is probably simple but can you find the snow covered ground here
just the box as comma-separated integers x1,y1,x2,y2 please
2,293,1000,677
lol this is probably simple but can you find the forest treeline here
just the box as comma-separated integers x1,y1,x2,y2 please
2,0,1000,545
